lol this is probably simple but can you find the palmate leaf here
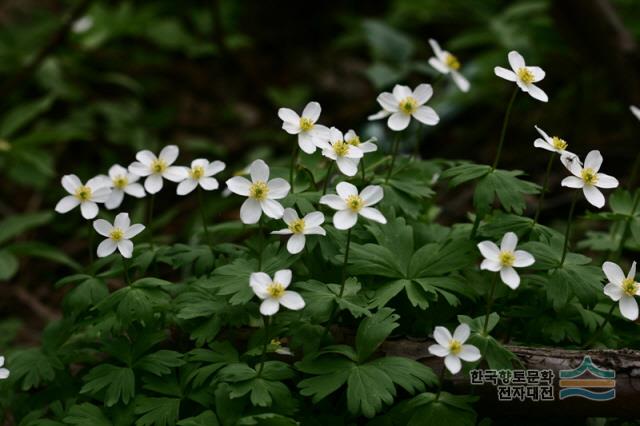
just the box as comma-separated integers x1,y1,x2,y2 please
355,308,398,362
134,396,180,426
404,392,478,426
8,348,62,390
176,411,219,426
218,361,295,408
80,364,135,407
63,403,112,426
298,278,370,321
473,169,540,217
135,350,185,376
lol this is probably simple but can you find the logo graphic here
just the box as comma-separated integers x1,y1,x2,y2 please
558,356,616,401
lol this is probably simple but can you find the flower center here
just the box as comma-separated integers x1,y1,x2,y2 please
581,168,598,185
74,185,92,201
267,282,285,298
113,175,128,189
622,277,638,297
346,135,360,147
449,340,462,355
110,228,124,241
399,97,418,114
551,136,568,151
346,195,364,212
288,218,306,234
300,117,314,132
249,181,269,200
333,141,350,157
517,67,534,84
190,165,205,180
151,159,167,174
444,53,461,70
499,251,515,267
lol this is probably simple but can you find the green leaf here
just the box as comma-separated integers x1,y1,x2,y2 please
63,403,112,426
405,392,477,426
0,96,55,138
135,350,185,376
355,308,399,362
362,19,414,63
8,348,62,390
80,364,135,407
346,364,395,418
8,241,81,271
370,357,437,393
442,163,491,187
0,211,52,245
134,397,180,426
0,249,19,280
176,411,219,426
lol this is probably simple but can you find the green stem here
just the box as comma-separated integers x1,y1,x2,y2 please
613,190,640,261
257,218,265,270
585,303,616,348
146,194,155,244
256,315,270,376
532,152,555,227
289,143,299,193
491,87,518,170
321,228,353,341
360,157,366,182
87,221,94,264
560,191,579,266
470,213,482,238
122,256,131,285
385,133,401,184
321,162,334,196
197,188,212,246
482,273,499,336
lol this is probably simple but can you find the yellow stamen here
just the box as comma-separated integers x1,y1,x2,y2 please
399,97,418,115
113,175,128,189
499,251,515,267
622,277,638,297
581,168,598,185
444,53,461,70
190,165,205,180
300,117,314,132
151,159,167,174
110,228,124,241
551,136,568,151
346,135,361,147
517,67,534,84
249,181,269,200
333,141,349,157
74,185,92,201
267,282,285,298
288,218,305,234
346,195,364,212
449,340,462,355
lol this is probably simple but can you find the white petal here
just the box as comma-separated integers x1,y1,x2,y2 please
283,121,300,134
336,181,358,199
412,84,433,105
527,84,548,102
250,272,272,296
494,66,516,81
477,241,500,260
240,198,262,224
124,224,145,239
428,344,449,357
534,125,551,142
513,250,535,267
444,355,461,374
629,262,637,281
177,179,198,195
271,228,293,235
93,219,113,237
359,207,387,224
388,112,411,131
359,141,378,153
260,299,280,316
105,189,125,209
298,134,317,154
200,177,219,191
500,267,520,289
135,150,157,166
583,185,605,208
163,166,188,182
86,176,111,191
303,211,324,227
274,269,292,287
631,105,640,121
159,145,179,165
261,199,284,219
428,38,443,58
250,159,270,182
80,201,99,219
480,259,502,272
320,194,347,210
533,139,555,152
336,157,359,176
280,291,305,310
97,239,117,257
61,175,82,194
433,326,452,346
595,173,619,189
376,92,400,112
114,212,130,229
278,108,300,125
267,178,290,199
428,57,449,74
619,296,639,321
604,283,623,301
393,85,412,100
451,71,470,92
526,66,545,82
500,232,518,252
452,324,470,343
603,261,625,285
117,240,133,258
507,51,525,70
144,174,163,194
207,160,226,176
302,101,321,122
128,161,152,177
226,176,252,196
0,368,8,379
334,209,358,230
561,176,584,188
412,106,439,126
92,187,111,203
458,345,481,362
368,110,391,121
305,226,326,236
55,196,80,214
282,208,299,225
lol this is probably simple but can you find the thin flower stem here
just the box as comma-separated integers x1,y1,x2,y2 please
360,157,366,182
197,188,212,246
532,152,555,227
585,303,616,348
385,132,401,184
122,256,131,285
321,162,334,196
146,193,155,243
491,87,518,170
470,214,482,238
482,273,499,336
257,218,265,270
290,143,299,193
613,190,640,261
321,228,353,341
87,221,94,264
256,315,270,376
560,191,580,267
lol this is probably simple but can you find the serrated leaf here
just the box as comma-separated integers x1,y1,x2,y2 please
80,364,135,407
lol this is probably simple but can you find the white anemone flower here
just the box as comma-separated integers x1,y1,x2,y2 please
630,105,640,121
0,356,9,380
176,159,226,195
128,145,185,194
533,126,576,159
428,38,470,92
271,208,326,254
428,324,481,374
320,182,387,230
98,164,146,210
318,127,363,176
494,51,548,102
55,175,111,219
93,212,145,258
225,159,290,224
374,84,440,131
603,261,640,320
278,101,330,154
561,150,619,208
478,232,535,289
250,269,305,316
344,129,377,155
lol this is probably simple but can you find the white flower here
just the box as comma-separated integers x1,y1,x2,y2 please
128,145,185,194
631,105,640,121
533,126,576,159
55,175,111,219
494,51,548,102
318,127,363,176
250,269,305,316
225,159,290,224
344,129,377,154
176,159,226,195
428,38,470,92
320,182,387,230
603,261,639,320
271,208,326,254
560,150,619,208
478,232,535,289
278,101,330,154
93,212,145,258
374,84,440,131
0,356,9,380
367,110,391,121
428,324,481,374
97,164,146,210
